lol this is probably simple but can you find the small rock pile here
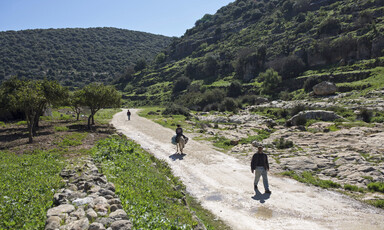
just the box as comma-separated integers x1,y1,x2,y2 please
45,158,132,230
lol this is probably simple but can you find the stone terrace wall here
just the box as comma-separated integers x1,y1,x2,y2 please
45,158,132,230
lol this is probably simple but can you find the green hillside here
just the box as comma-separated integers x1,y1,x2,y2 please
123,0,384,108
0,27,172,88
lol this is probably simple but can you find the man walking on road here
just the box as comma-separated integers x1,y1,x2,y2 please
251,145,271,194
127,110,131,121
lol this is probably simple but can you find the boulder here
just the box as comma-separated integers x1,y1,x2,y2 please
313,81,337,95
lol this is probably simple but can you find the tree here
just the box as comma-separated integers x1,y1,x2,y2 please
227,81,242,98
68,90,84,121
0,78,68,142
173,76,191,94
134,59,147,72
154,52,166,65
81,83,121,129
33,79,68,131
259,69,282,96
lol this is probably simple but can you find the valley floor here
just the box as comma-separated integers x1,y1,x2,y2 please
112,109,384,230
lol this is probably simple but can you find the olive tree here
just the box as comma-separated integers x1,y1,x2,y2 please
81,83,121,129
0,78,67,142
68,90,84,121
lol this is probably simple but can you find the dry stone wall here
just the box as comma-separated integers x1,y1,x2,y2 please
45,158,132,230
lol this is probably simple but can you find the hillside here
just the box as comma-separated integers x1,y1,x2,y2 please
0,27,172,88
124,0,384,107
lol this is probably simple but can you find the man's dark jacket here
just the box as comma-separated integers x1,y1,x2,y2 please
251,152,269,171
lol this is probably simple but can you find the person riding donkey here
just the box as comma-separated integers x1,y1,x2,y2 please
175,124,188,154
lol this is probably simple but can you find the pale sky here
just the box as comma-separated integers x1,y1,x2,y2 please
0,0,234,37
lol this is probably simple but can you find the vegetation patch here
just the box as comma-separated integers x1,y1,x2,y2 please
367,182,384,193
282,171,341,189
92,136,229,229
0,150,64,229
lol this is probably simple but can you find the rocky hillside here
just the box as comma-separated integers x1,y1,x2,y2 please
124,0,384,106
0,27,172,88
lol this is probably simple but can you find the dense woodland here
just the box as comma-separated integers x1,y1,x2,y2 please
0,27,172,88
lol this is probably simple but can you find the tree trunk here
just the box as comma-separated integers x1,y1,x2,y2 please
27,113,35,143
88,115,92,129
76,112,80,121
92,115,95,125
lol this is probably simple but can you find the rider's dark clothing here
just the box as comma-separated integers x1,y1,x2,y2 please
176,127,186,141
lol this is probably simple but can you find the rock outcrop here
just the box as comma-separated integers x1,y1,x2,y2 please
287,110,345,126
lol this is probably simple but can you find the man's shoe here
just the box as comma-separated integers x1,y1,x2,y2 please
265,190,272,194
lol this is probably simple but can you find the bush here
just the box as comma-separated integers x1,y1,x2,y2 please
344,184,362,192
290,104,307,116
227,81,242,98
162,104,190,117
303,76,321,92
367,182,384,193
172,76,191,94
219,97,239,112
360,108,373,123
259,69,282,95
273,137,294,149
318,17,341,35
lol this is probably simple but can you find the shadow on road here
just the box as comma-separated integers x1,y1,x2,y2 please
252,190,271,203
169,153,186,161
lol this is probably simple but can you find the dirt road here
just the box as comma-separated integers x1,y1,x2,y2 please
111,109,384,230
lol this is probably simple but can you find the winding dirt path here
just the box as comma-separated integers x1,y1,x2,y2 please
111,109,384,230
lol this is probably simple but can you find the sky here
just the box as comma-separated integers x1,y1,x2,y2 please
0,0,234,37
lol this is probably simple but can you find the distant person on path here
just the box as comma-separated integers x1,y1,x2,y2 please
251,145,271,194
175,124,186,142
127,110,131,121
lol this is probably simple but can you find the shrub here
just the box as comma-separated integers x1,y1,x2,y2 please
318,17,341,35
344,184,360,192
367,182,384,193
219,97,239,112
360,108,373,123
268,55,305,79
290,104,306,116
172,76,191,94
162,104,190,117
303,76,321,92
227,81,242,98
259,69,282,95
273,137,294,149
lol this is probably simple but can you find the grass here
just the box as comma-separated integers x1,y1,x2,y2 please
281,171,341,189
94,108,123,124
54,126,69,132
0,150,65,229
92,136,229,229
344,184,365,193
56,133,88,148
139,106,194,132
239,129,272,144
367,182,384,193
